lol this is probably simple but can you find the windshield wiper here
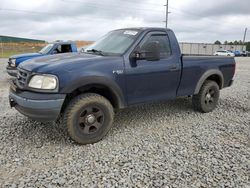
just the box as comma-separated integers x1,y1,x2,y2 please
86,49,104,56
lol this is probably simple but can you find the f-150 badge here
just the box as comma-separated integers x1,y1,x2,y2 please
113,70,124,75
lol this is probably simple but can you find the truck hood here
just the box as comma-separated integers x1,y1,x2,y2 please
10,52,42,59
19,53,122,74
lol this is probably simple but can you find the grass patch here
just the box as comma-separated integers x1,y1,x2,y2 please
0,51,26,58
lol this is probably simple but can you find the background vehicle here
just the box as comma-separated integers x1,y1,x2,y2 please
9,28,236,144
233,50,242,57
241,51,250,57
6,41,78,76
214,50,235,57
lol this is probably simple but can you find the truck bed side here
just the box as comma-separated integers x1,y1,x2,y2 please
177,56,235,97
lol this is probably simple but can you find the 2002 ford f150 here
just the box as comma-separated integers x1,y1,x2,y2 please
6,41,78,76
9,28,235,144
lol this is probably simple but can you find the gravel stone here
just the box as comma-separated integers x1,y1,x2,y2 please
0,58,249,187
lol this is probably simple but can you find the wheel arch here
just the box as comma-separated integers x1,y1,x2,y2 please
194,70,224,94
61,76,126,111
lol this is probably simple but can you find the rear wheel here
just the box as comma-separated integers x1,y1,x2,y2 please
192,80,220,113
64,93,114,144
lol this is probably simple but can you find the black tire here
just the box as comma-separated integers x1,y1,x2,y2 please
192,80,220,113
64,93,114,144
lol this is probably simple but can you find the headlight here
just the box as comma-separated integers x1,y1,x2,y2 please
28,75,58,90
10,59,16,67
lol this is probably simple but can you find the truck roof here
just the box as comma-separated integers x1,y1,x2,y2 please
115,27,172,32
50,41,76,45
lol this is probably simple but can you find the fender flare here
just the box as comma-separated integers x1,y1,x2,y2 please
61,76,126,108
194,69,224,94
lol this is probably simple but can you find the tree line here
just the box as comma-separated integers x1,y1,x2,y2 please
214,40,250,51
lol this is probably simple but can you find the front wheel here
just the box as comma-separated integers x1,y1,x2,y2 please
192,80,220,113
64,93,114,144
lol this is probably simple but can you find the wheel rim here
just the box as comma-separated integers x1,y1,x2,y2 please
204,88,216,107
78,106,104,134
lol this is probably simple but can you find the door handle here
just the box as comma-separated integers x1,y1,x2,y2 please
169,65,178,71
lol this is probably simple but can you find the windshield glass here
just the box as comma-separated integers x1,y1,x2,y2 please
39,44,54,54
85,30,140,55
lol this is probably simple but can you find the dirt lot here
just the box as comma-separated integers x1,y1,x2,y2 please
0,58,249,187
0,41,93,58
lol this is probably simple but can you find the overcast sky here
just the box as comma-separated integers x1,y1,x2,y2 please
0,0,249,43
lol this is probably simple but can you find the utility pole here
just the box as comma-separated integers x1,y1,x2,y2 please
164,0,169,29
242,28,247,51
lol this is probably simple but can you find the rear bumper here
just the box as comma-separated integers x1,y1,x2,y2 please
9,85,66,122
6,65,18,77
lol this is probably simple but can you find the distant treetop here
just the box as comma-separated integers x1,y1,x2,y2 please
0,35,46,43
214,40,222,45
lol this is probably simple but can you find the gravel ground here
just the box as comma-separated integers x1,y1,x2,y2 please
0,58,249,187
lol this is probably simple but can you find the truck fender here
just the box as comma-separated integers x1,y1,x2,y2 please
194,69,224,94
61,76,126,108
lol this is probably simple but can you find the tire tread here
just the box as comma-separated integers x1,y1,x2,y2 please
63,93,114,144
192,80,219,113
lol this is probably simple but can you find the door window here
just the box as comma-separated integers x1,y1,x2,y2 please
54,44,72,54
140,34,172,59
61,44,72,53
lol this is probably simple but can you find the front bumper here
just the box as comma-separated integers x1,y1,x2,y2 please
6,65,18,77
9,82,66,122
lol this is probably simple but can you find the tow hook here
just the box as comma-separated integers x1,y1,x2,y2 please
9,98,17,108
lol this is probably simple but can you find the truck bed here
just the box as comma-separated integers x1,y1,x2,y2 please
177,55,235,97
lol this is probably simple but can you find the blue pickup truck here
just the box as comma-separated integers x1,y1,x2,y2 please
6,41,78,76
9,28,235,144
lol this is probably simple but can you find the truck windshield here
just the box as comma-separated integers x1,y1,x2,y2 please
85,30,139,56
39,44,54,54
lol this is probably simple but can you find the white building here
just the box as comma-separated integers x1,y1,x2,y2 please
179,42,246,55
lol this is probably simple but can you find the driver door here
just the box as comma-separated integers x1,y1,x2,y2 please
125,31,181,105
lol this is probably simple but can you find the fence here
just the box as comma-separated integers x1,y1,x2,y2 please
179,43,247,55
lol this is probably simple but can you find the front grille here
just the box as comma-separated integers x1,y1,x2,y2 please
16,69,30,88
